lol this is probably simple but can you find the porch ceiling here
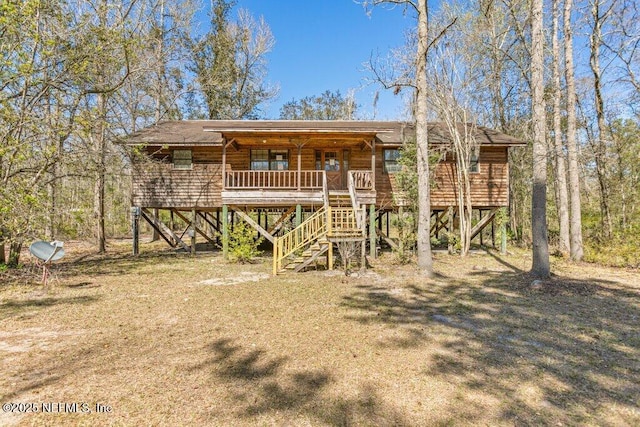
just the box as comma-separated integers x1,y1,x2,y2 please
220,133,378,147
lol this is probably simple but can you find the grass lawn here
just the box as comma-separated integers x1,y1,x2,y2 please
1,241,639,426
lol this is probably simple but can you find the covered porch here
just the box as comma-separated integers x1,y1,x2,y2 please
222,169,376,206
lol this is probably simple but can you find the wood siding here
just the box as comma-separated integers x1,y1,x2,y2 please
135,145,510,209
431,147,509,208
132,162,223,209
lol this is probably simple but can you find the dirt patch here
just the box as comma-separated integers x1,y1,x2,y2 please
195,271,270,286
0,242,638,426
0,328,84,354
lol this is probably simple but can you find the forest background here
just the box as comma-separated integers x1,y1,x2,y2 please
1,0,638,269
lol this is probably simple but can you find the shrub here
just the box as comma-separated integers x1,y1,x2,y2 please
228,220,263,263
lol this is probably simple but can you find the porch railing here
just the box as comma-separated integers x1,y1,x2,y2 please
225,170,324,190
349,170,374,190
327,206,366,237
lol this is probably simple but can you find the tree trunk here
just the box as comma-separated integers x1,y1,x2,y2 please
589,0,613,238
530,0,550,278
8,242,22,268
94,93,107,253
564,0,584,261
150,0,166,244
552,0,570,256
0,242,5,265
415,0,433,276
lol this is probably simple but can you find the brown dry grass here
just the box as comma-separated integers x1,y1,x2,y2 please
1,241,639,426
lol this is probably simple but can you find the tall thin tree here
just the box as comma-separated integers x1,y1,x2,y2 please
565,0,584,261
414,0,434,276
589,0,614,238
552,0,570,256
530,0,550,277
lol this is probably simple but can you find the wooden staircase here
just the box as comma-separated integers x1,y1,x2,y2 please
328,192,352,207
283,239,330,272
273,177,369,274
273,205,366,274
273,206,328,274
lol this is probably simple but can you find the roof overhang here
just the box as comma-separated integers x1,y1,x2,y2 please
122,120,525,148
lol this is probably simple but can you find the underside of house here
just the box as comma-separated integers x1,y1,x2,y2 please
124,120,525,273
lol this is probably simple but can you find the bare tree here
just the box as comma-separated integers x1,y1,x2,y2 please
551,0,570,256
426,7,478,256
363,0,447,277
589,0,615,238
530,0,550,278
564,0,584,261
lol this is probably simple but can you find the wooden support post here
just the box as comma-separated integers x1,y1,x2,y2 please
369,204,376,258
297,144,302,190
132,207,140,256
491,215,496,248
296,204,302,227
190,209,197,256
371,139,376,190
152,208,159,242
361,238,366,269
328,242,334,270
386,211,390,237
479,210,484,246
216,209,221,244
501,221,507,255
222,139,227,189
222,205,229,259
272,236,278,275
398,206,404,258
447,206,455,255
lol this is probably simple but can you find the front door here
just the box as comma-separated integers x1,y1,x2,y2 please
316,150,348,190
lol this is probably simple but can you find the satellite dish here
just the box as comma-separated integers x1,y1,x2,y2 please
30,241,65,263
29,241,65,285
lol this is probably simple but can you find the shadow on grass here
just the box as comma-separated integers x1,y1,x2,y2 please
58,250,188,278
341,257,640,425
0,295,100,318
0,338,109,402
192,338,410,426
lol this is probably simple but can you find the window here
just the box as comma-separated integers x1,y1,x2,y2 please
470,148,479,173
383,149,401,174
315,151,342,171
173,149,192,169
250,149,269,170
324,151,340,171
270,150,289,171
251,149,288,170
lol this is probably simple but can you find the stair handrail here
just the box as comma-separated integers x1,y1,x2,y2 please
348,171,364,230
273,205,328,274
322,171,329,208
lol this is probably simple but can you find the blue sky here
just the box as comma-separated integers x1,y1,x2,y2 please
228,1,417,120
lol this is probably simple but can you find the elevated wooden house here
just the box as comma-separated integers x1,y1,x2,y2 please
124,120,524,273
